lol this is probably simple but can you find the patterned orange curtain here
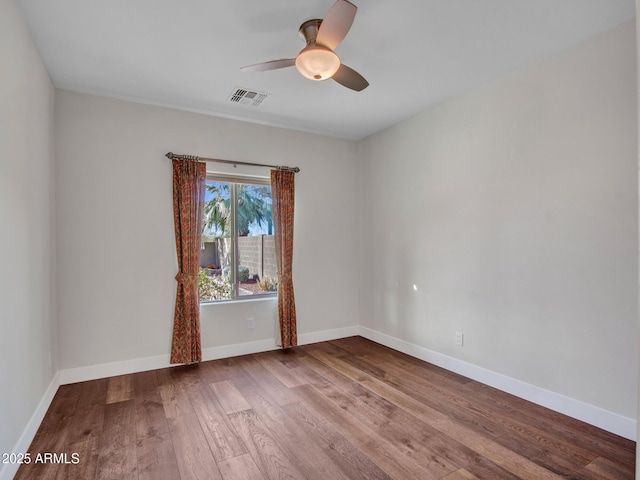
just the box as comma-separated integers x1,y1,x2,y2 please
271,169,297,348
171,159,206,364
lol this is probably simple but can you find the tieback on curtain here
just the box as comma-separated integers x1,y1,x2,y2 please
175,272,199,287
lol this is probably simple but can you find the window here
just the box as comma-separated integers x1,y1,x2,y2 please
199,174,278,302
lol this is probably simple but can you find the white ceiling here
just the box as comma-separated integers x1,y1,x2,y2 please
17,0,636,140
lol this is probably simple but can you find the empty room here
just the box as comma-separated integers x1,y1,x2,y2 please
1,0,638,479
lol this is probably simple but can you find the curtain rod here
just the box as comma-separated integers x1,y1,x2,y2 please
165,152,300,173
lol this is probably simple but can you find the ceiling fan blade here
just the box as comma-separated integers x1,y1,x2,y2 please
316,0,357,50
241,58,296,72
331,64,368,91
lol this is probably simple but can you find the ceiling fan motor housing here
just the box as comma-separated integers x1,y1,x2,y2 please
299,19,323,46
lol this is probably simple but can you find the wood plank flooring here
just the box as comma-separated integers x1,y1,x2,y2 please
14,336,636,479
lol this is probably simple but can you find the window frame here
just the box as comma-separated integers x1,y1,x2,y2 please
201,172,277,304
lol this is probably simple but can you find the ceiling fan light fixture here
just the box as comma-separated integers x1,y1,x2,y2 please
295,46,340,81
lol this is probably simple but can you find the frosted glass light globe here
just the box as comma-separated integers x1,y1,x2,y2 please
295,47,340,81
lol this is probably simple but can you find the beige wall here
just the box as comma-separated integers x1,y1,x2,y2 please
54,90,361,369
0,0,56,468
359,21,638,421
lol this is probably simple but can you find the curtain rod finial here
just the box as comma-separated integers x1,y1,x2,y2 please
277,166,301,173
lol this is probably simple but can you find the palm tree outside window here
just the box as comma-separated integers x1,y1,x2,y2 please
199,175,278,302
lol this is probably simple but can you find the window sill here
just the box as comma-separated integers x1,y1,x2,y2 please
200,295,277,307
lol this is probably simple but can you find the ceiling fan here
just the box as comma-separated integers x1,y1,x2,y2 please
241,0,369,92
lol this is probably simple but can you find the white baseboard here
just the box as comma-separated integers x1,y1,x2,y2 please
58,353,172,385
57,343,277,386
202,338,280,361
57,325,360,385
358,326,637,441
299,325,359,346
0,372,61,480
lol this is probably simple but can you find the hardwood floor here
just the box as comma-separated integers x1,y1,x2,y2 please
15,336,635,479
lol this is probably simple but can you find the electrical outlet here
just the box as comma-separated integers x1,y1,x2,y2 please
247,317,255,330
455,332,464,347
